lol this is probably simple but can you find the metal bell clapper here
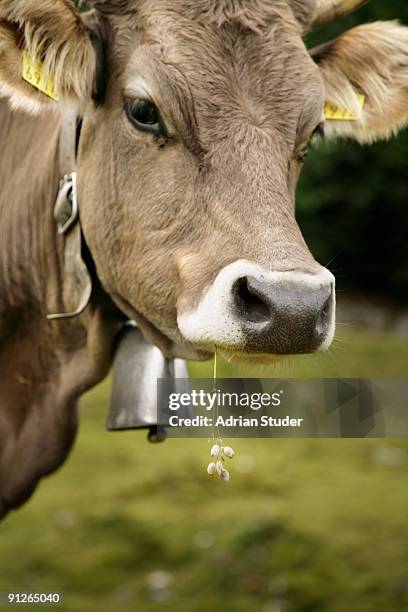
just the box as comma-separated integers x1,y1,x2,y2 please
106,323,191,443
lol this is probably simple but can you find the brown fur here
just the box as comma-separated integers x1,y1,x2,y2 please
313,0,367,25
0,99,123,518
0,0,407,518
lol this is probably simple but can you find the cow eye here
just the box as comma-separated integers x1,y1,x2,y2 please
296,123,324,162
125,99,164,135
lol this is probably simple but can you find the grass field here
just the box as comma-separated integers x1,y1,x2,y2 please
1,327,408,612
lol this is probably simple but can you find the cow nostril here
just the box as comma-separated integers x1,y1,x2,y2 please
316,295,332,335
232,277,271,324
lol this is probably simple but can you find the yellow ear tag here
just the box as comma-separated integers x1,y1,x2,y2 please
22,51,60,101
324,92,365,121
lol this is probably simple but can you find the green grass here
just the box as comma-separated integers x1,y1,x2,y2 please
1,327,408,612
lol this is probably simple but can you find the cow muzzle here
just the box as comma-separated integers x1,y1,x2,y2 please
177,260,335,357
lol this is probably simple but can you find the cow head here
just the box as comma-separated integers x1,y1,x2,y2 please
1,0,408,361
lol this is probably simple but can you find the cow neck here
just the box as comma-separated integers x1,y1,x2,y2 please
0,105,123,518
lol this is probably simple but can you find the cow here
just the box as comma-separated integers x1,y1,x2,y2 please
0,0,407,519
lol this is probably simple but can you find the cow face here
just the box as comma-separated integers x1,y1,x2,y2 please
78,1,334,360
1,0,408,361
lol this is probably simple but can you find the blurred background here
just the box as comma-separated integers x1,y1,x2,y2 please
300,0,408,329
1,2,408,611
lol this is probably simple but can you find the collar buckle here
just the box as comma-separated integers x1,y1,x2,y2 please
54,172,78,235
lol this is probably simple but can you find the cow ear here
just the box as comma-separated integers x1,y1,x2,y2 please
311,21,408,143
0,0,104,113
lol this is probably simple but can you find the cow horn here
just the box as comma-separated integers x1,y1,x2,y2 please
313,0,368,25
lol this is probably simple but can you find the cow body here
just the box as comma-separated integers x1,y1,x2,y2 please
0,0,407,517
0,99,122,516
